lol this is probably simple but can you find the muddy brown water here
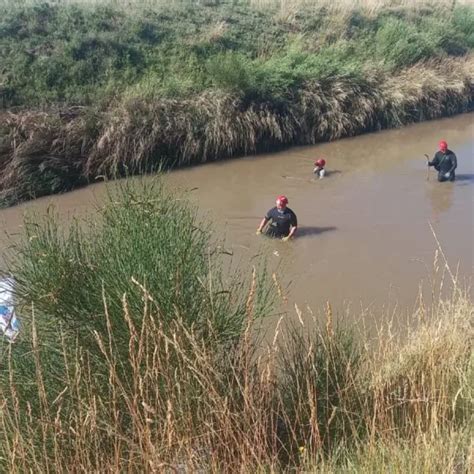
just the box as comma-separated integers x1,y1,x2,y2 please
1,113,473,322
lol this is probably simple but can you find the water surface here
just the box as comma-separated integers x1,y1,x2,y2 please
1,114,472,319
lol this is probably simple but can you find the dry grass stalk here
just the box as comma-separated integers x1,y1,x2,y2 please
0,286,472,471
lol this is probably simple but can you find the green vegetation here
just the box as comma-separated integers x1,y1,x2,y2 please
1,182,472,471
0,0,473,205
1,2,473,106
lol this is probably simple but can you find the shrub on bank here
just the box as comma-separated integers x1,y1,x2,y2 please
6,180,273,344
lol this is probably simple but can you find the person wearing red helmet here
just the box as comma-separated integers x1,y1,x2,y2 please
427,140,457,182
256,195,297,241
313,158,326,179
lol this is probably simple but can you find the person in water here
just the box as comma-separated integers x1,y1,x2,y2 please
313,158,326,178
428,140,457,182
256,195,297,241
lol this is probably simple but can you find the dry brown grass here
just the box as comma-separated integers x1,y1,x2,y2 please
1,55,473,205
0,284,471,471
249,0,473,20
0,108,93,204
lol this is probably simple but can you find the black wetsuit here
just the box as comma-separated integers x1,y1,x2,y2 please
428,150,457,182
264,207,297,238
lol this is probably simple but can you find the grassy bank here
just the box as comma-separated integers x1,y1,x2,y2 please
0,0,473,205
0,182,472,471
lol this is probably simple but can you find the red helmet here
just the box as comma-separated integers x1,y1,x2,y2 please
438,140,448,152
314,158,326,167
276,195,288,207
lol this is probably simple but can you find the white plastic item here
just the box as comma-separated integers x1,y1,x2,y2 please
0,278,20,342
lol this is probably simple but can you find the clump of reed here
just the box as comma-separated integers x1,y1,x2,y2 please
0,108,94,205
0,182,472,472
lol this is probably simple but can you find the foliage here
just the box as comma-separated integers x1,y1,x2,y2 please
0,2,472,106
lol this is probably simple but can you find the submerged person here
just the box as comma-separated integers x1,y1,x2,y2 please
313,158,326,179
256,195,297,241
428,140,457,182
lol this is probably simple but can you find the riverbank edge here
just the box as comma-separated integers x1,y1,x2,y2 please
1,55,473,207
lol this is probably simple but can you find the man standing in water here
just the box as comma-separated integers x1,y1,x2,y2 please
313,158,326,178
428,140,457,182
256,195,297,241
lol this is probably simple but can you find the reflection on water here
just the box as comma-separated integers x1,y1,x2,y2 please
456,173,474,185
426,182,454,221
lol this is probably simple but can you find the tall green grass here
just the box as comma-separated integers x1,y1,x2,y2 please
5,180,273,347
1,1,472,107
0,181,472,471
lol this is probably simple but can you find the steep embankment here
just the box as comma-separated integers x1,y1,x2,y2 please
0,1,473,205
